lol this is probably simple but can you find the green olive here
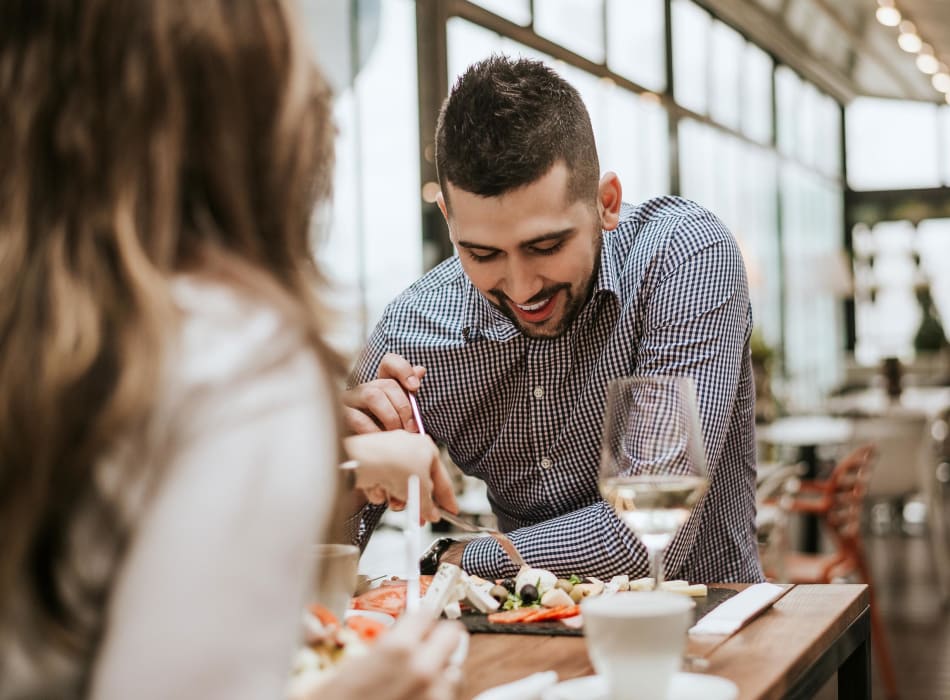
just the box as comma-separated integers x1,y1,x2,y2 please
554,578,574,593
569,586,585,603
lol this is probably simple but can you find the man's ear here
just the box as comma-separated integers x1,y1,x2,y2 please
597,172,622,231
436,191,449,223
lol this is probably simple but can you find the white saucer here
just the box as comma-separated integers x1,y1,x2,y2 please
541,672,738,700
343,609,395,626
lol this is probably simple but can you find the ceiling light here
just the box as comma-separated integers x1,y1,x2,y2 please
916,50,940,75
897,24,923,53
876,1,901,27
898,33,922,53
932,72,950,93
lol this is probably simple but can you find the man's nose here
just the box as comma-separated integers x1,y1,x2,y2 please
502,257,543,305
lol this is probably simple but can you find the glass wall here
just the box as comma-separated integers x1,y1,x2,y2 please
846,98,943,191
303,0,423,356
846,100,950,366
674,3,844,406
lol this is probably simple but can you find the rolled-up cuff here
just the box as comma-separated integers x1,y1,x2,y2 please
460,535,520,580
344,502,387,552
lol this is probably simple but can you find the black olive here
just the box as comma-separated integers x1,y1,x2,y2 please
501,578,516,593
520,583,539,604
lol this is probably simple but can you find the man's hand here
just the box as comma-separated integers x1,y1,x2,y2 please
343,431,459,522
343,353,427,434
438,541,467,567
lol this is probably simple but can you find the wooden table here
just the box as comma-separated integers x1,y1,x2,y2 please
460,584,870,700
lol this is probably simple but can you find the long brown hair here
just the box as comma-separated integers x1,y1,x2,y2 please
0,0,342,649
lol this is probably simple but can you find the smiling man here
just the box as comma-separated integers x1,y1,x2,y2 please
343,56,763,584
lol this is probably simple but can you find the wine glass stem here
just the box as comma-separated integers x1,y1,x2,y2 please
649,547,665,589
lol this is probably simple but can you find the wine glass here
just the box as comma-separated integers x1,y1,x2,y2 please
599,376,708,589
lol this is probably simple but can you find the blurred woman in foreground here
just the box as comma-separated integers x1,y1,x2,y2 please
0,1,460,698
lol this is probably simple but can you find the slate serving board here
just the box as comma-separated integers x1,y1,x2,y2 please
460,586,738,636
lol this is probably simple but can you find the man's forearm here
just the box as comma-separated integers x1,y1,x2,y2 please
458,501,649,580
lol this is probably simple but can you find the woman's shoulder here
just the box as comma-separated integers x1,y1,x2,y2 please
169,276,310,386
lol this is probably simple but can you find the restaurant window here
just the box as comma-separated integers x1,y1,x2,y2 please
917,219,950,325
816,94,842,179
671,0,710,116
781,165,845,407
741,42,773,145
606,0,666,93
533,0,606,63
852,221,920,364
593,80,670,204
775,66,801,159
941,106,950,185
797,82,820,169
845,97,942,191
709,20,743,131
852,217,950,366
468,0,531,26
679,120,781,352
304,0,422,354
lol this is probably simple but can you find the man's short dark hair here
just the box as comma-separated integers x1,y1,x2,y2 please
435,55,600,207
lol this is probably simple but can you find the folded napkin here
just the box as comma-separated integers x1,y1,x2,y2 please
472,671,559,700
688,583,787,636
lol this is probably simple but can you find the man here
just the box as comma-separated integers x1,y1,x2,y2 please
344,55,763,583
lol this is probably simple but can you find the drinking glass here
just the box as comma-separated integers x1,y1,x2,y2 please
311,543,359,623
599,376,708,588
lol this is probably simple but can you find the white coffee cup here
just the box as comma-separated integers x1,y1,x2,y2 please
581,591,694,700
311,543,359,623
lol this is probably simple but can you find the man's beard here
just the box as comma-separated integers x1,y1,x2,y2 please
489,265,599,340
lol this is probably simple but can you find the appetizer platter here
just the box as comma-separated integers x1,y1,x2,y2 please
349,563,737,636
288,562,738,693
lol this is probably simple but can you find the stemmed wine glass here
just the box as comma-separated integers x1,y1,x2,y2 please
599,376,709,589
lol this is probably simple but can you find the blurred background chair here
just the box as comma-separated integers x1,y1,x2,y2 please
850,412,930,535
928,409,950,604
755,461,803,583
767,444,900,700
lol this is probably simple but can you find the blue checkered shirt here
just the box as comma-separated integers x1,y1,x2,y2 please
350,197,764,583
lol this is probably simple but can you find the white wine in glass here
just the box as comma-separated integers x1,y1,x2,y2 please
599,376,708,588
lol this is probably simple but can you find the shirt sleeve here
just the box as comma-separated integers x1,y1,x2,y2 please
90,345,337,700
348,311,392,387
465,213,752,581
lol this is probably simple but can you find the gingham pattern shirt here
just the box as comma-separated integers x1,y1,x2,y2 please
351,197,764,583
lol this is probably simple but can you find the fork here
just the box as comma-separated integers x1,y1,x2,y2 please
407,392,528,571
437,507,529,570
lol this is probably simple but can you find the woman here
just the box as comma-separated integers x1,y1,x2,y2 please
0,1,461,698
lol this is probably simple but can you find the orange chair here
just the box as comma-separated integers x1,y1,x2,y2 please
777,444,899,700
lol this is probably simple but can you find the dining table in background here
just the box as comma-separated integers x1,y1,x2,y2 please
460,583,870,700
823,386,950,420
756,416,855,552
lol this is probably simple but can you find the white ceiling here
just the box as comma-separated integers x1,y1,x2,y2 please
703,0,950,103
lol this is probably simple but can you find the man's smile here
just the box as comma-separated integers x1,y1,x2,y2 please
509,291,561,323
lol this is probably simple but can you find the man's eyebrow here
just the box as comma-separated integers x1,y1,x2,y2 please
456,229,575,251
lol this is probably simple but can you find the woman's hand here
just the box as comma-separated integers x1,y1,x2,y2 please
306,613,466,700
343,431,459,522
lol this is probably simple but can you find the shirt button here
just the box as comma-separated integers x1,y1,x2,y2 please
540,457,553,469
533,386,544,399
